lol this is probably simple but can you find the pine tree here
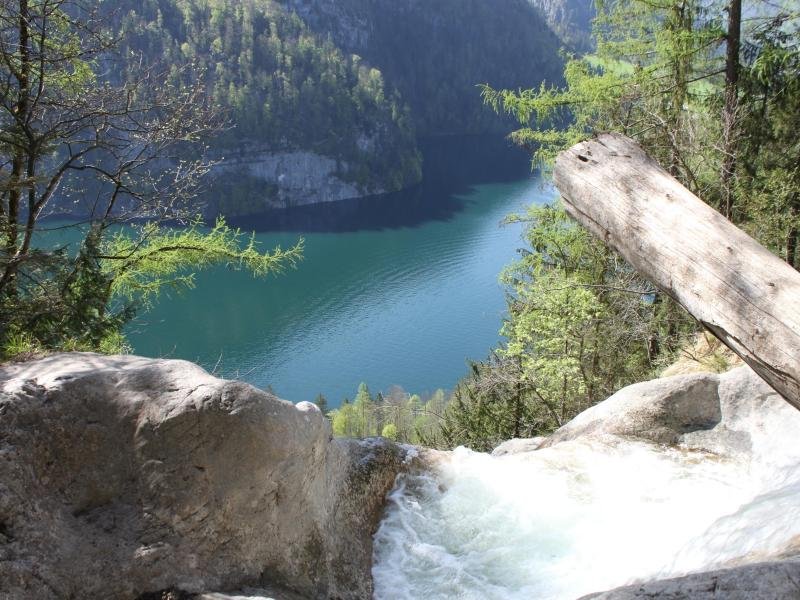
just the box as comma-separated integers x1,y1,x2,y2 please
314,394,329,415
353,383,375,437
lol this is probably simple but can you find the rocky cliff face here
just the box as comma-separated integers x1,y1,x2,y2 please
0,353,408,599
209,149,368,215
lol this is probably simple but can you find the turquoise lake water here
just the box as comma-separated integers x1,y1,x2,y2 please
127,137,553,404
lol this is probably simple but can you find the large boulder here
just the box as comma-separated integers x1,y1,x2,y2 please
0,353,406,599
538,371,723,448
536,365,800,460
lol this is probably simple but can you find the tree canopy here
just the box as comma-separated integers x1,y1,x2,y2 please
0,0,302,357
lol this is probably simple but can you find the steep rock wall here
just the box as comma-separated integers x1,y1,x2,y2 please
209,149,369,214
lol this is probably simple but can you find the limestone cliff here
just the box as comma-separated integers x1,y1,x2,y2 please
207,149,368,216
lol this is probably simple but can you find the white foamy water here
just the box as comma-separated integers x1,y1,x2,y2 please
372,438,800,600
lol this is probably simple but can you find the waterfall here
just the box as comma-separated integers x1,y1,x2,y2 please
372,413,800,599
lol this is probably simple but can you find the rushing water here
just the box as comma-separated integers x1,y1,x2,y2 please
128,136,552,404
373,426,800,599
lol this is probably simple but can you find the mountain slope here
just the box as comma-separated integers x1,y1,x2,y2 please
98,0,569,213
283,0,566,135
529,0,595,52
111,0,421,213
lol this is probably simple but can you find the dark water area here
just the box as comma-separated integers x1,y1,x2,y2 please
128,135,554,404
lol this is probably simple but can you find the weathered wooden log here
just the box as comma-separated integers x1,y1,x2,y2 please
554,132,800,410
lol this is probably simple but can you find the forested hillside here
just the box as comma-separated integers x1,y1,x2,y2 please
108,0,421,213
91,0,572,213
281,0,566,134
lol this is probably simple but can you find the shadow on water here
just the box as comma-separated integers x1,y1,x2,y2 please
226,135,532,234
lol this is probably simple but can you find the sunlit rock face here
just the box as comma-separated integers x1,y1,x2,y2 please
372,366,800,600
0,353,406,599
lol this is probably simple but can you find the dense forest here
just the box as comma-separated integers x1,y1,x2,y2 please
328,0,800,450
282,0,567,134
95,0,569,214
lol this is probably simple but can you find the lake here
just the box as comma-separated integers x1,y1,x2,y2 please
127,136,554,405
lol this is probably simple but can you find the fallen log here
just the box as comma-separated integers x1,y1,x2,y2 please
553,132,800,410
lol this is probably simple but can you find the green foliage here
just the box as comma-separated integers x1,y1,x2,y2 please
381,423,398,441
284,0,565,135
102,218,303,305
331,400,355,437
1,226,133,357
352,382,377,437
328,383,444,443
0,219,302,359
499,204,689,424
422,359,529,452
736,18,800,265
314,393,329,415
481,0,720,180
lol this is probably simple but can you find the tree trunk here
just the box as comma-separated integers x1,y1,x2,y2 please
554,133,800,410
662,0,693,178
0,0,33,297
787,192,799,270
721,0,742,219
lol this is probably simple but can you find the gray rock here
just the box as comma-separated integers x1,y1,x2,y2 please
491,436,546,456
0,353,406,599
213,149,369,209
678,365,798,460
579,558,800,599
539,371,723,448
536,366,800,462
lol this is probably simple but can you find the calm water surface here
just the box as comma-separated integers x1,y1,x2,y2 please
128,137,553,404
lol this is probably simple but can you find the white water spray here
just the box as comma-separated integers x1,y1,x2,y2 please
372,434,800,599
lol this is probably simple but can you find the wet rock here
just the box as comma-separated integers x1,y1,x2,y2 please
491,437,546,456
